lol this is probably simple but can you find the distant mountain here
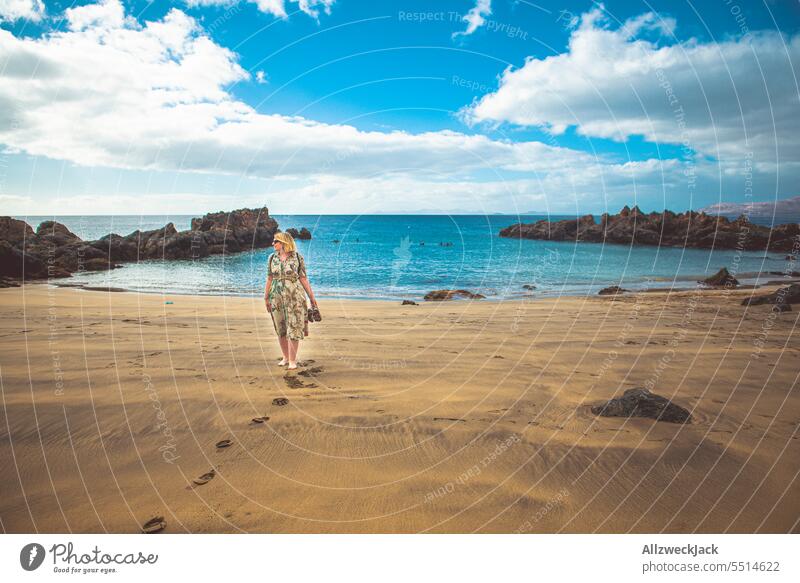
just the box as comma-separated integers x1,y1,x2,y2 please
701,196,800,218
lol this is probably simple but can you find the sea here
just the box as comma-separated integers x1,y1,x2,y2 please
17,214,800,300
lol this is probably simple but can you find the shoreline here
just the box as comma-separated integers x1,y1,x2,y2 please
36,273,800,302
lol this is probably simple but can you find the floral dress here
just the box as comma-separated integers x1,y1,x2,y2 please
267,251,309,340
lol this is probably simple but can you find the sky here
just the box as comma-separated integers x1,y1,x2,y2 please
0,0,798,215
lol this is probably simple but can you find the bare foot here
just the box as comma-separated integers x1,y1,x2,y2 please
287,361,298,370
277,358,287,366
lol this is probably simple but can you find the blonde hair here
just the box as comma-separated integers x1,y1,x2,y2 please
273,231,297,253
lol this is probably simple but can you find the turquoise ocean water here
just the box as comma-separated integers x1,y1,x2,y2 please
17,214,798,300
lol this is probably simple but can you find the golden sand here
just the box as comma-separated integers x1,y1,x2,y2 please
0,284,798,533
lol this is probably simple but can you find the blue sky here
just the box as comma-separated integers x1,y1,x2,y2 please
1,0,799,215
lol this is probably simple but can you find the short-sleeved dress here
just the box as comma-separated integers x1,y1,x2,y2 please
267,251,309,340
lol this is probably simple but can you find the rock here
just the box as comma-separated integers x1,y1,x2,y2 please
35,221,81,246
191,207,277,250
286,227,312,240
700,267,739,287
772,303,792,312
0,277,20,288
741,283,800,307
0,240,46,278
598,285,627,295
0,207,279,283
0,217,35,246
423,289,486,301
500,207,800,252
401,300,418,305
79,258,122,272
591,388,692,424
522,284,536,290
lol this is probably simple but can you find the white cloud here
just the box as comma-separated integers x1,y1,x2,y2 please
65,0,132,31
0,0,44,22
255,69,267,84
183,0,334,19
1,159,689,215
454,0,491,38
0,1,640,183
1,0,750,215
466,6,800,176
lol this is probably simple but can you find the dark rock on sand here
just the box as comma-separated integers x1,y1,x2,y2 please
598,285,627,295
500,206,800,252
423,289,486,301
741,283,800,307
700,267,739,287
0,208,279,283
401,300,418,305
591,388,692,424
286,227,312,240
141,516,166,534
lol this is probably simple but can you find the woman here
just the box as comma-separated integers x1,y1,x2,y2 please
264,231,318,369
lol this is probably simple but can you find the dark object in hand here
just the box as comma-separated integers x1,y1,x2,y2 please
308,306,322,322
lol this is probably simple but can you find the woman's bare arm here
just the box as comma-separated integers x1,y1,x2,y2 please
299,276,316,306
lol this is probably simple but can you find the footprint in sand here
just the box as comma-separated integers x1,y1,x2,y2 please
283,375,307,389
142,516,166,534
272,397,289,406
193,470,216,486
434,417,466,422
215,439,232,449
298,366,324,377
250,416,270,424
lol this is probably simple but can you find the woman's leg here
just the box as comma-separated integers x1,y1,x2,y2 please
287,339,300,368
277,336,289,364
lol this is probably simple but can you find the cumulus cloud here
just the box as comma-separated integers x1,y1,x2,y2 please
183,0,334,19
0,0,645,183
1,0,722,214
454,0,491,37
466,6,800,176
0,0,45,22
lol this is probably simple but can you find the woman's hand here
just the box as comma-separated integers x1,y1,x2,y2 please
264,295,271,313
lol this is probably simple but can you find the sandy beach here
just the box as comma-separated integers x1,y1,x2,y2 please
0,284,798,533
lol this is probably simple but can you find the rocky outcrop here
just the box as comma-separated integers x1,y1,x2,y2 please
500,206,800,252
700,267,739,287
0,208,279,282
286,227,312,240
423,289,486,301
591,388,692,424
741,283,800,307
